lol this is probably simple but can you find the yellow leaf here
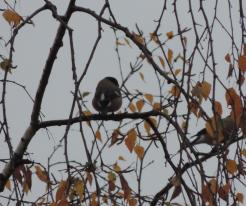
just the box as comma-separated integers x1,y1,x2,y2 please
129,102,136,112
134,145,144,159
144,93,153,104
236,192,244,203
5,179,11,191
166,31,174,39
3,9,22,27
158,56,165,68
125,129,137,152
113,163,121,172
74,179,84,200
238,55,246,72
136,99,144,112
129,198,137,206
167,49,173,63
95,130,102,142
226,159,238,174
35,165,49,183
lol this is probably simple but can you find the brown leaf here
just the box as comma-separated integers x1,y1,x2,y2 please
236,192,244,203
119,174,131,200
139,72,145,81
3,9,22,27
129,102,136,112
226,159,238,175
238,55,246,72
74,179,84,200
0,59,12,73
166,31,174,39
132,32,144,45
5,179,11,191
158,56,165,68
56,180,67,202
125,129,137,153
213,101,222,116
169,85,181,97
95,130,102,142
35,165,49,183
136,99,144,112
225,53,231,63
144,93,153,104
109,129,120,147
86,172,93,186
170,185,182,201
134,145,145,159
218,183,230,201
129,198,137,206
200,81,211,100
167,49,173,63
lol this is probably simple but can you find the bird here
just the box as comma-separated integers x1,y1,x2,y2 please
185,115,238,149
92,77,122,114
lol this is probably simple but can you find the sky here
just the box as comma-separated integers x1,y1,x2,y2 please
0,0,245,205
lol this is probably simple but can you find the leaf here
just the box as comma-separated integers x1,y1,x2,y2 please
139,72,145,81
226,159,238,174
169,85,181,97
86,172,93,186
170,185,182,201
3,9,22,27
202,184,212,203
150,32,158,43
238,55,246,72
95,130,102,142
109,129,120,147
213,100,222,116
113,163,121,172
236,192,244,203
132,32,144,45
225,53,231,63
167,49,173,63
125,129,137,153
209,179,218,194
174,68,181,76
129,102,136,112
153,102,161,111
0,59,12,73
166,31,174,39
144,117,157,135
58,199,69,206
119,174,131,200
158,56,165,68
91,193,98,206
134,145,144,159
144,93,153,104
241,149,246,157
218,183,230,201
129,198,137,206
35,165,49,183
200,81,211,100
56,180,67,202
136,99,144,112
74,179,84,200
118,155,126,161
108,172,116,182
5,179,11,191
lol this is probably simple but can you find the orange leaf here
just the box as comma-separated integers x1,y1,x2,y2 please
35,165,49,183
56,180,67,202
238,55,246,72
236,192,244,203
166,31,174,39
5,179,11,191
125,129,137,152
129,102,136,112
226,159,238,174
136,99,144,112
174,68,181,76
95,130,102,142
58,199,69,206
3,9,22,27
144,93,153,104
167,49,173,63
225,53,231,63
119,174,131,200
134,145,144,159
200,81,211,100
91,193,98,206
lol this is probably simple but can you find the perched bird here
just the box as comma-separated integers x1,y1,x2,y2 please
92,77,122,114
186,115,238,148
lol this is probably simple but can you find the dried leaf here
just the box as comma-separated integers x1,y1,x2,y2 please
167,49,173,63
95,130,102,142
226,159,238,175
109,129,120,147
116,40,125,46
213,100,222,116
200,81,211,100
158,56,165,68
166,31,174,39
119,174,131,200
129,198,137,206
5,179,11,191
150,32,158,43
3,9,22,27
225,53,231,63
136,99,144,112
125,129,137,153
35,165,49,183
144,93,153,104
134,145,144,159
170,185,182,201
74,179,84,200
169,85,181,97
236,192,244,203
238,55,246,72
174,68,181,76
153,102,161,111
86,172,93,186
118,156,126,161
139,72,145,81
129,102,136,112
56,180,67,202
241,149,246,157
0,59,12,73
132,32,144,45
113,163,121,172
